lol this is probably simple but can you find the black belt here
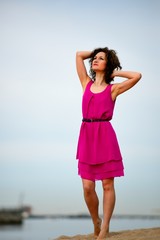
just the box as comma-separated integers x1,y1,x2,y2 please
82,118,109,122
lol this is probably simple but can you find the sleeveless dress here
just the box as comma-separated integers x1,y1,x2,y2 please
76,80,124,181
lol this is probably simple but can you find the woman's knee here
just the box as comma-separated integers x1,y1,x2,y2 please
82,179,95,195
102,178,114,192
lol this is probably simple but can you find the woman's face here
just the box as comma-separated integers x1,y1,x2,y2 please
92,52,107,72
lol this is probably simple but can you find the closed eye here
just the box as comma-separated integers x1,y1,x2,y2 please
93,56,104,60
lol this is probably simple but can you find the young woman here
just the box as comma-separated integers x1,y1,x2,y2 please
76,47,141,239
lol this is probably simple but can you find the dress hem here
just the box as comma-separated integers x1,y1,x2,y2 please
78,172,124,182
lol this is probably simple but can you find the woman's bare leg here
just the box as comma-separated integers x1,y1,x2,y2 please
82,179,102,237
97,178,115,240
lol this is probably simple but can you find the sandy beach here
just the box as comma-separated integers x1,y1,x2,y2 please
55,227,160,240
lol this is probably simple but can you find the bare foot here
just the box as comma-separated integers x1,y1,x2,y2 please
96,226,109,240
94,218,102,238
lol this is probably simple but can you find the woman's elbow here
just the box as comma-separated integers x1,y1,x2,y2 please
134,72,142,82
137,72,142,81
76,51,81,57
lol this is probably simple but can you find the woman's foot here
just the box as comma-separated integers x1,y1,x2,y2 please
96,226,109,240
94,218,102,238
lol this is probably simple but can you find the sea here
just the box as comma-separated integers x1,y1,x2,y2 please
0,217,160,240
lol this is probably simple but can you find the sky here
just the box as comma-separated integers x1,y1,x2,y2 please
0,0,160,216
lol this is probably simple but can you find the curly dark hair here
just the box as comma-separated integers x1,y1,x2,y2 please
89,47,122,84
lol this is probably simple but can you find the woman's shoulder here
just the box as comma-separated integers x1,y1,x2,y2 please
110,83,119,101
110,83,118,91
82,78,93,92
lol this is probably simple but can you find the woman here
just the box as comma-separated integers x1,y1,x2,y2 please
76,47,141,239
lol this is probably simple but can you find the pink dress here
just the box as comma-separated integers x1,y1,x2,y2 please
76,80,124,181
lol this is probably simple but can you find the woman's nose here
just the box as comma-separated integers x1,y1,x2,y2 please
94,59,98,63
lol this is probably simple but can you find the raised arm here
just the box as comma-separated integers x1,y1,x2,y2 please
76,51,91,90
111,71,142,100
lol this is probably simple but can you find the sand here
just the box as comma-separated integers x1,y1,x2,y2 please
54,227,160,240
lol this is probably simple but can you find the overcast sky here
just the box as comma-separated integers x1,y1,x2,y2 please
0,0,160,215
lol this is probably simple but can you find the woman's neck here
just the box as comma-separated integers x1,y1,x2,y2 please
94,73,106,86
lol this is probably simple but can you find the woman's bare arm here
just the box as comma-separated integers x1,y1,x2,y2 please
111,71,142,100
76,51,91,90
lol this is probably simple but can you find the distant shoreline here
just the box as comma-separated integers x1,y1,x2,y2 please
28,213,160,220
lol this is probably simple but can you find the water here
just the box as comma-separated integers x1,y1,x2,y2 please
0,217,160,240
